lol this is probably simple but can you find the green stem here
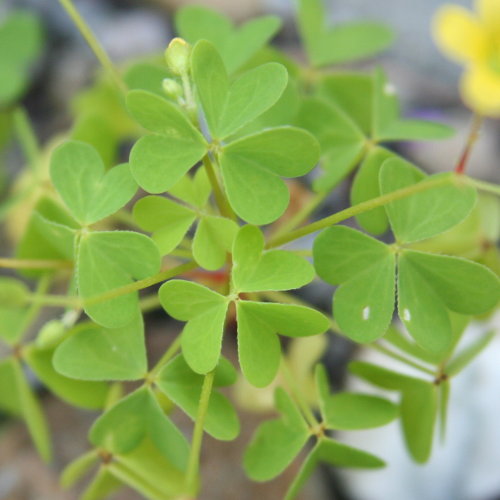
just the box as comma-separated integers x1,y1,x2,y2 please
85,260,197,306
0,257,73,270
370,342,435,376
57,0,126,93
139,294,162,313
185,369,215,496
465,176,500,196
267,175,451,248
280,359,319,429
18,275,52,343
27,294,81,308
202,154,236,220
12,107,40,176
271,191,328,239
149,335,182,378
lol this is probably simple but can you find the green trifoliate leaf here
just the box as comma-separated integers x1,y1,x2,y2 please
296,0,393,67
397,253,452,354
222,127,319,177
238,301,329,338
313,226,395,342
236,301,328,387
159,279,226,321
236,301,282,387
192,215,238,270
191,40,288,139
243,388,309,481
351,147,396,234
296,97,365,192
79,469,122,500
315,365,398,430
445,331,495,377
176,6,281,73
318,73,373,135
127,90,207,193
53,315,147,381
159,280,229,373
50,141,137,225
380,158,477,243
133,196,196,256
372,69,454,141
285,439,385,500
219,127,319,224
232,225,315,293
168,167,211,208
77,231,161,328
0,277,29,306
90,387,189,470
156,355,239,440
400,250,500,315
16,197,77,277
24,345,109,409
348,361,438,463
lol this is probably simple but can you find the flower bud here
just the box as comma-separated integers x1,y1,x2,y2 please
162,78,183,99
165,37,191,76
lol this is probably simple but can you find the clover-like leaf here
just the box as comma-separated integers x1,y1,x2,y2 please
127,90,208,193
237,301,328,387
24,345,109,409
191,40,288,139
0,278,30,344
285,438,385,500
296,96,365,192
232,225,315,292
380,158,477,243
219,127,319,223
159,280,229,374
398,249,499,353
133,195,197,256
243,388,309,481
156,355,239,440
297,0,393,67
77,231,161,328
350,146,397,234
313,225,395,343
372,69,454,141
315,365,398,430
50,141,137,225
53,314,147,381
176,5,281,73
90,387,189,470
192,215,238,270
349,361,438,463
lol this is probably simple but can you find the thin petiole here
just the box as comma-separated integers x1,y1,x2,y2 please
57,0,126,93
12,107,41,176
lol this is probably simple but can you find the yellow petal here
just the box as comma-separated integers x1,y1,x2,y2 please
476,0,500,32
433,5,488,63
461,65,500,116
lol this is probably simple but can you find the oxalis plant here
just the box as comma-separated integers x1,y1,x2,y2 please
1,0,500,499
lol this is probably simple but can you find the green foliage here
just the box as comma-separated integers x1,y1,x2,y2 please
296,0,394,67
176,5,281,73
0,10,44,106
1,3,499,500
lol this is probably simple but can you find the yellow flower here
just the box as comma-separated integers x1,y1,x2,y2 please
433,0,500,116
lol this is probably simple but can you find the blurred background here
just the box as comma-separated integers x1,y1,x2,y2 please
0,0,499,499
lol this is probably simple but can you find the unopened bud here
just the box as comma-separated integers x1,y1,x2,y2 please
162,78,183,99
165,37,191,76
